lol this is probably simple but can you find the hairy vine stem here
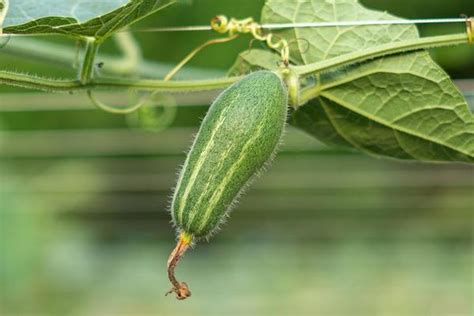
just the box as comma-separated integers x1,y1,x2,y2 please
0,70,240,93
0,32,470,101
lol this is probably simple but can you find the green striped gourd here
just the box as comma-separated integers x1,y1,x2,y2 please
171,70,287,238
166,71,287,300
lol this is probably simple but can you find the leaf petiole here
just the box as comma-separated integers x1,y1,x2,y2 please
79,37,100,84
291,33,469,77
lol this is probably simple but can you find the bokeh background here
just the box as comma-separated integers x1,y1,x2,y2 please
1,0,473,315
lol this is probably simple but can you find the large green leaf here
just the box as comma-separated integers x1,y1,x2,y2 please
295,54,474,161
233,0,474,162
3,0,174,39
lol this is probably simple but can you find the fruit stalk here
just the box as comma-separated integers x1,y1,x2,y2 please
166,232,193,300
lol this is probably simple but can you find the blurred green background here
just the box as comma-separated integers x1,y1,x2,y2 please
1,0,473,315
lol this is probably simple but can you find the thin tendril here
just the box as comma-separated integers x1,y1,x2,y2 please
163,35,238,81
87,89,157,114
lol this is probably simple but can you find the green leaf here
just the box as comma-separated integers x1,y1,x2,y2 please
292,53,474,161
250,0,473,163
3,0,174,39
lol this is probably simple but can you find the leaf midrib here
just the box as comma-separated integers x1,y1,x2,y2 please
320,91,474,158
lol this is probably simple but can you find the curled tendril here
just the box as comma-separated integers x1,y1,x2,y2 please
126,94,177,132
87,15,293,115
211,15,290,66
87,89,158,114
